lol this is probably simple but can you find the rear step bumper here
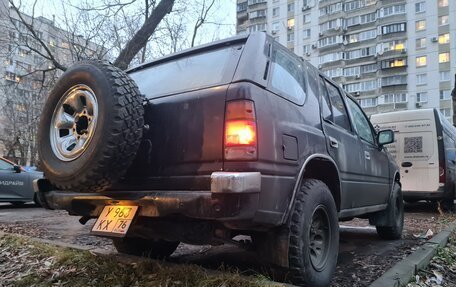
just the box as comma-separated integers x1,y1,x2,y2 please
33,172,262,222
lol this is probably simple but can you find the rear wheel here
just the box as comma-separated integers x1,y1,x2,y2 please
112,237,179,259
287,179,339,287
38,60,144,192
376,182,404,240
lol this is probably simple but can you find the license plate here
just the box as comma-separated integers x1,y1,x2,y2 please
91,205,138,237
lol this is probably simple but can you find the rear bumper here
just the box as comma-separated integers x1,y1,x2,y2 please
34,172,264,223
402,187,446,200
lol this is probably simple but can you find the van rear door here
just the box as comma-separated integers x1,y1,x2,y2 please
374,117,439,193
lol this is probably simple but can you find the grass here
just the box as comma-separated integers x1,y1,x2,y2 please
0,234,279,287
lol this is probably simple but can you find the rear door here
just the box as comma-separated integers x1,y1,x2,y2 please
319,77,366,210
0,159,30,201
346,97,390,206
373,114,439,193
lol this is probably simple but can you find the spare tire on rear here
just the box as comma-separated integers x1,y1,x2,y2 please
38,60,144,192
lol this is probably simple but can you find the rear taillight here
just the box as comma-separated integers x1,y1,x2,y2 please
224,100,257,160
439,166,445,184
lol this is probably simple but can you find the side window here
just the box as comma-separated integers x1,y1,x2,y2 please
324,80,351,131
270,46,307,105
0,159,13,170
319,77,332,121
346,97,375,144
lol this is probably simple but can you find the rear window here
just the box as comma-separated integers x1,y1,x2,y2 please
129,45,242,98
270,46,307,105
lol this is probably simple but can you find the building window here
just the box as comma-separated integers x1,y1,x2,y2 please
415,2,425,13
249,23,266,32
439,52,450,63
415,20,426,31
237,2,247,12
319,35,342,48
249,9,266,19
440,90,451,100
344,0,364,12
416,92,427,103
359,97,378,108
303,13,311,23
382,93,407,104
438,0,448,8
287,18,295,29
440,108,451,117
439,33,450,44
319,3,342,16
287,3,294,12
324,68,342,78
440,71,451,81
439,15,449,26
381,4,405,17
361,63,377,73
381,58,406,69
287,32,294,42
382,75,407,87
416,38,426,49
382,23,406,34
343,66,360,77
416,73,427,85
303,44,310,54
272,7,280,17
416,56,427,67
303,29,311,39
272,22,279,33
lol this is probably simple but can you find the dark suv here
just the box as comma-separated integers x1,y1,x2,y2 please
35,32,402,287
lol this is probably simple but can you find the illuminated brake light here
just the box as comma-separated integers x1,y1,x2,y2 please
224,100,257,160
225,120,256,146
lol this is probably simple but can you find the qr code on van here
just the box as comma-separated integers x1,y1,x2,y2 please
404,136,423,153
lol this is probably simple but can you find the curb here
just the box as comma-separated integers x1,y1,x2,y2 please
369,220,456,287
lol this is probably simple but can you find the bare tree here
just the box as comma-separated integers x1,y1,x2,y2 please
190,0,215,48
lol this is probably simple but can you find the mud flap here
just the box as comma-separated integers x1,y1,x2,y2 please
369,183,401,227
255,227,290,268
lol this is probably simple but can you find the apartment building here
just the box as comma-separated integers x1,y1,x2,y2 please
236,0,456,121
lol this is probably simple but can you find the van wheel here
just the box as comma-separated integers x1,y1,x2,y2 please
288,179,339,287
38,60,144,192
376,183,404,240
112,237,179,259
440,198,454,212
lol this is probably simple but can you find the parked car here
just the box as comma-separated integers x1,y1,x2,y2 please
0,157,43,205
371,108,456,210
34,32,402,287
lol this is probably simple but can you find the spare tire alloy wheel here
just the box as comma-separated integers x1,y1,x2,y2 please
38,60,144,193
50,85,98,161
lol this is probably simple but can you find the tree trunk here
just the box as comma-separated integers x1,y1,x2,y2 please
113,0,175,70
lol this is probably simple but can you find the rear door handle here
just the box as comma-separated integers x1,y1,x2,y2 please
401,162,413,167
329,137,339,148
364,151,370,160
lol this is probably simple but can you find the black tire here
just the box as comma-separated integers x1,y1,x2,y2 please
33,194,42,207
288,179,339,287
38,60,144,192
112,237,179,259
376,183,404,240
440,198,454,212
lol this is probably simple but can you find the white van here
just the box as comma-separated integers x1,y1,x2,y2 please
370,108,456,210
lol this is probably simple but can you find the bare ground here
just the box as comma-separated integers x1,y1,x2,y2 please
0,202,455,286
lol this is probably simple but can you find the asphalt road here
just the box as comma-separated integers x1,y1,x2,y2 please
0,202,448,286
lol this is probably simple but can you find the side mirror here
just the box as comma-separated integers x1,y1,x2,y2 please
13,165,22,173
377,129,394,147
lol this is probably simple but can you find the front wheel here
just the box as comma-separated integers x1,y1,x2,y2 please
112,237,179,259
287,179,339,287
